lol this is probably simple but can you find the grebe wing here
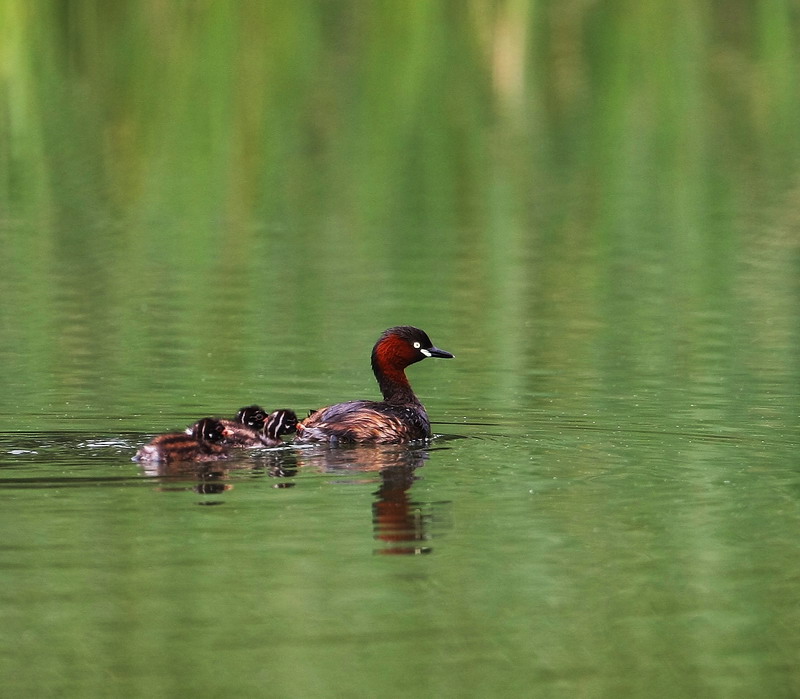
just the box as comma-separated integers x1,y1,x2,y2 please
296,401,430,444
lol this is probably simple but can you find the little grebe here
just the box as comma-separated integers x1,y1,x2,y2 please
187,406,299,447
295,326,453,444
263,409,300,444
134,418,229,463
212,405,269,446
224,408,298,447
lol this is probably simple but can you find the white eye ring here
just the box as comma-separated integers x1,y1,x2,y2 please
413,342,421,349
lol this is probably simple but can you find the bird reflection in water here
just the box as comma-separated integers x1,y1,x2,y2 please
136,460,232,499
249,451,298,487
138,450,298,497
136,440,448,548
295,445,451,555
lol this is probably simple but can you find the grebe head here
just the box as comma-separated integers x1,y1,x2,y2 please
235,405,269,429
264,409,299,440
372,326,454,371
191,418,227,443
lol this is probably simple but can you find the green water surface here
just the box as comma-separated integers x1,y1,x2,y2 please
2,3,800,697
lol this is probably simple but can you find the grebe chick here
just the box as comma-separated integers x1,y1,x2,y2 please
223,408,299,447
263,409,299,444
295,326,453,444
213,405,270,447
134,418,229,463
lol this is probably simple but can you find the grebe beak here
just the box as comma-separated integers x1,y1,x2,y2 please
423,346,454,359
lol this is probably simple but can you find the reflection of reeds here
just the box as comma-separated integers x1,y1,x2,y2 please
0,2,798,434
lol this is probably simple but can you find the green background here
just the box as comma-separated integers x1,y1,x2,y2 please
1,2,799,697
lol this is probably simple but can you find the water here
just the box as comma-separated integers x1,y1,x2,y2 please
3,370,799,696
2,3,800,697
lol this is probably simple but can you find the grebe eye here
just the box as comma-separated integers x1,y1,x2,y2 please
413,342,421,349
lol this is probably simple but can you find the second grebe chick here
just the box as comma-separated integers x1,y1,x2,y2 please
295,326,453,444
214,405,270,447
134,418,229,463
217,407,299,447
263,409,299,444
